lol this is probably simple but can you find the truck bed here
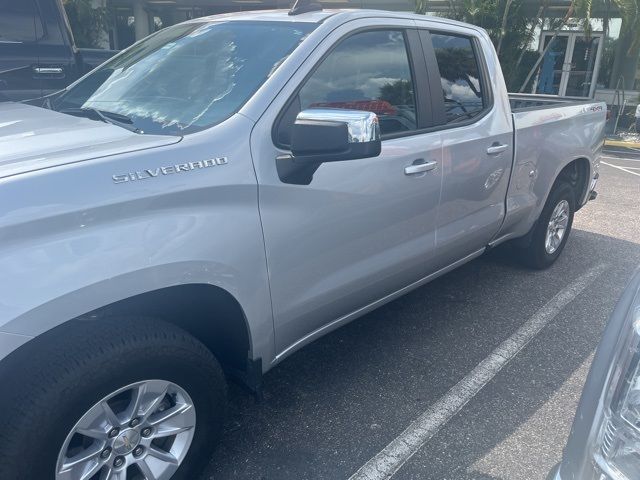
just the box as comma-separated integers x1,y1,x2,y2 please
502,93,606,240
508,93,595,112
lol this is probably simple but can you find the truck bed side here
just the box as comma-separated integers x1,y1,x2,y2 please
494,95,606,243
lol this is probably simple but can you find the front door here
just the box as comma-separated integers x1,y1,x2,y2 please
253,26,444,355
535,32,603,97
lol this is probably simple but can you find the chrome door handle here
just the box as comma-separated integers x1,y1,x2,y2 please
487,143,509,155
404,160,438,175
33,67,63,74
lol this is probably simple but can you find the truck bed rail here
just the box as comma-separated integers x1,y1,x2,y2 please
509,93,593,112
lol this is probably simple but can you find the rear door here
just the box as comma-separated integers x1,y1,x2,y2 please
251,20,444,356
416,25,514,267
0,0,42,101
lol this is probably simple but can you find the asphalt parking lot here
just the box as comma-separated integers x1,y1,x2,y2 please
205,151,640,480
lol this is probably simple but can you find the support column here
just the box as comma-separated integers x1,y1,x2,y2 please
133,0,150,41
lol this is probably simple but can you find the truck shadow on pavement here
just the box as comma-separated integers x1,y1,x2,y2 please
204,229,640,480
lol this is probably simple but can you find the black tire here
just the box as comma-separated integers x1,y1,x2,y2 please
0,316,226,480
516,181,575,269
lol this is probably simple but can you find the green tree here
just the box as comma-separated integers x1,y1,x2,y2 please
416,0,640,92
63,0,111,49
379,79,414,106
573,0,640,88
415,0,541,90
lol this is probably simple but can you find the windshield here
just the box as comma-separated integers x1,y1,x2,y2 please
51,21,316,136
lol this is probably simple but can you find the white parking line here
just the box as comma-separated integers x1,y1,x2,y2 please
348,263,607,480
601,161,640,177
601,155,640,162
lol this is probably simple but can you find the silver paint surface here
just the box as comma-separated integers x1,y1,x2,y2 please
0,10,605,372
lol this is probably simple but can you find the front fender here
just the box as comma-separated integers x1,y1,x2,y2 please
0,114,274,366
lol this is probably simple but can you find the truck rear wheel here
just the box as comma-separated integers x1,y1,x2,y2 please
0,317,226,480
517,181,575,269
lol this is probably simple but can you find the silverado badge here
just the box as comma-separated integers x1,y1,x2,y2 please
112,157,228,184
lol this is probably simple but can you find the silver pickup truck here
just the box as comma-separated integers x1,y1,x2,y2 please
0,6,605,480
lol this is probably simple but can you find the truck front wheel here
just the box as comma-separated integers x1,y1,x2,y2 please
518,181,575,269
0,317,226,480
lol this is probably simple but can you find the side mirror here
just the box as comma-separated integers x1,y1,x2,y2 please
291,109,381,163
276,109,381,185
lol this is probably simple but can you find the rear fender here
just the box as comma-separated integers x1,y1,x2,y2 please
499,103,604,241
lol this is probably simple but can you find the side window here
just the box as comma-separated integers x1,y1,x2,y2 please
0,0,38,43
298,30,418,136
431,33,486,124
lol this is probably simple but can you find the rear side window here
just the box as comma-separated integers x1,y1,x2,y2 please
297,30,418,136
0,0,37,43
431,33,485,124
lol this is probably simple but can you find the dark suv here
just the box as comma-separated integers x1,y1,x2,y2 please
0,0,117,101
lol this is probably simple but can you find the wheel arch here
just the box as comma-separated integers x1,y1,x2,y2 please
556,156,591,211
510,155,592,249
85,284,253,374
1,283,262,392
535,155,592,222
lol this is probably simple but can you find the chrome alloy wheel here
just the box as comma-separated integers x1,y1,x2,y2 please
545,199,570,254
56,380,196,480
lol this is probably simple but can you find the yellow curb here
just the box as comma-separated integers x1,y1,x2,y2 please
605,139,640,149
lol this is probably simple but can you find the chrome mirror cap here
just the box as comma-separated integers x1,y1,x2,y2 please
296,109,381,144
277,108,382,185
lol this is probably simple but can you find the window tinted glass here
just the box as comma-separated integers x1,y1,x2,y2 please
0,0,37,43
52,21,315,136
431,33,485,124
298,30,417,136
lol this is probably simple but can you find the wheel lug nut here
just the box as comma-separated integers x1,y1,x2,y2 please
113,456,125,468
129,417,141,428
141,427,152,437
108,428,120,438
133,446,145,458
100,447,111,459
